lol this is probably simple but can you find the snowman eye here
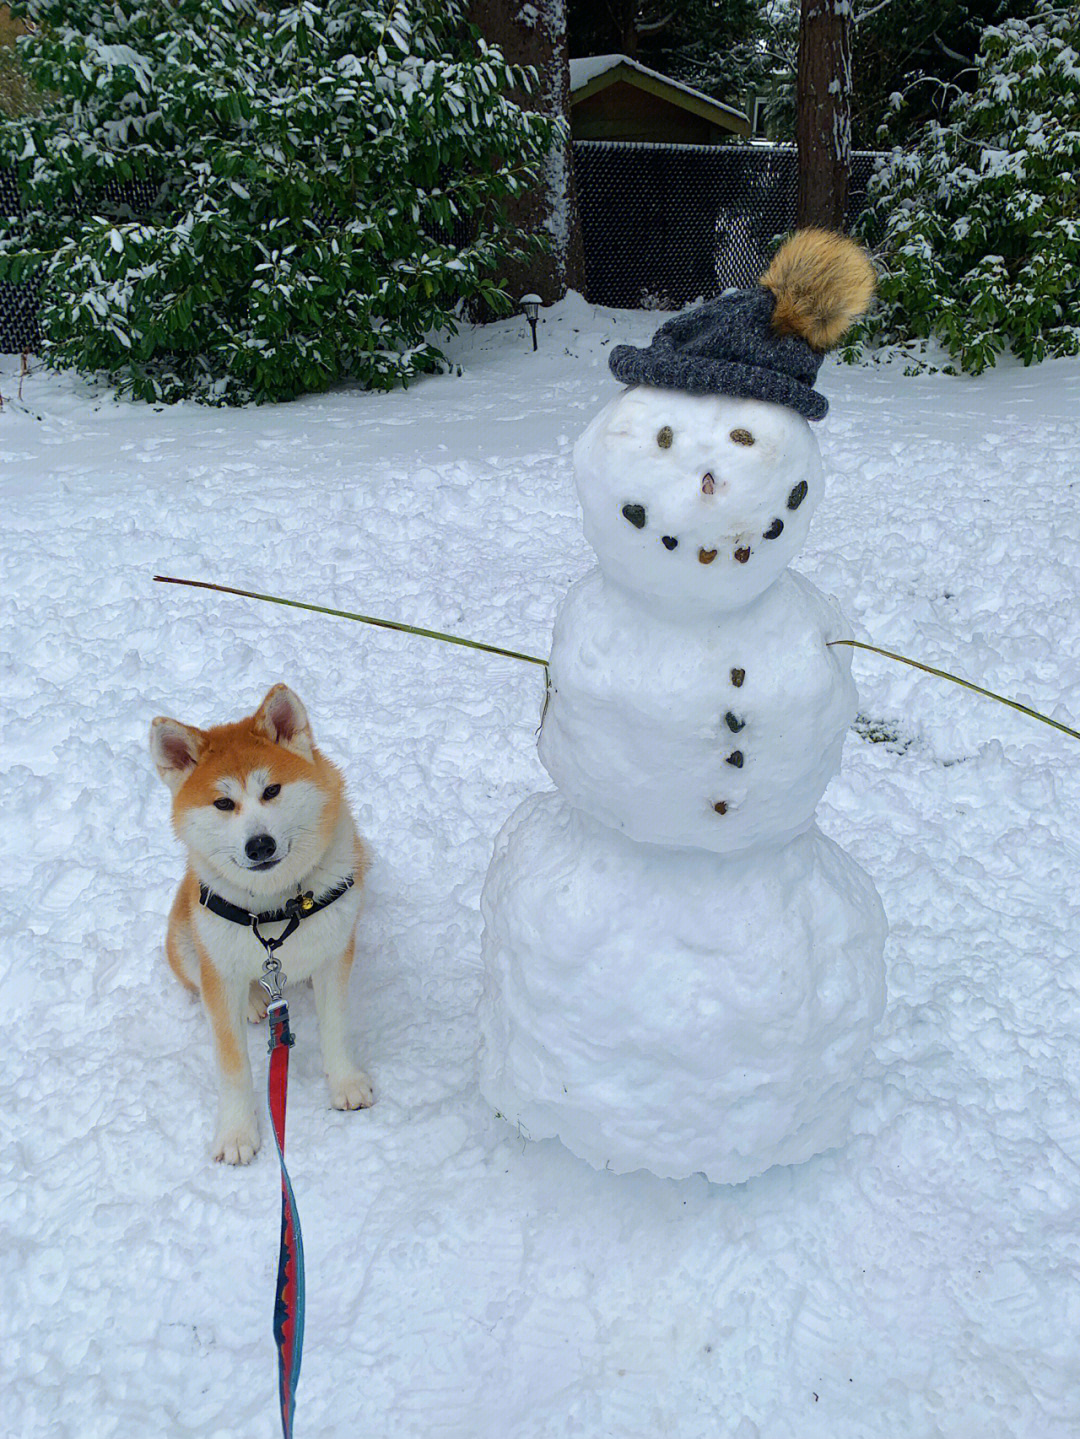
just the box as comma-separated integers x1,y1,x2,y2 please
656,426,673,449
729,429,755,446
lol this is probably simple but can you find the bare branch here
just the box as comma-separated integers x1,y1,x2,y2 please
855,0,897,26
636,10,678,38
933,31,972,65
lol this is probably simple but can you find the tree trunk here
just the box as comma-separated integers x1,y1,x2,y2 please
796,0,853,231
468,0,585,304
619,0,639,56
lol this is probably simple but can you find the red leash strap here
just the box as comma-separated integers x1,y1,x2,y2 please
267,998,305,1439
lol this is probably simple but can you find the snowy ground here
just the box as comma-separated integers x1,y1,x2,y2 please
4,301,1079,1439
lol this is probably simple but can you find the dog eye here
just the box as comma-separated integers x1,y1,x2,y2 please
262,784,281,801
214,797,235,812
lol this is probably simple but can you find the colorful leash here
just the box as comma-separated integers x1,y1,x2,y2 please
258,930,306,1439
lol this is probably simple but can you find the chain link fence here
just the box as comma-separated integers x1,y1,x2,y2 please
0,168,164,353
1,144,882,351
0,166,39,353
572,141,881,310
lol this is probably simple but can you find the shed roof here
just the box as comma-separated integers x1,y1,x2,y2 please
568,54,749,135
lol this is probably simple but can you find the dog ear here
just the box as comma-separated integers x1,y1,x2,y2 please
253,684,314,760
150,717,206,793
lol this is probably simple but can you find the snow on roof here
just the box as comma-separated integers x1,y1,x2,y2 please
568,55,626,88
568,53,748,124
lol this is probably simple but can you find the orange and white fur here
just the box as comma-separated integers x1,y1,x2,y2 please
151,684,371,1164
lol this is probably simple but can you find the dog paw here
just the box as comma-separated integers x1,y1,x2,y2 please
213,1121,261,1165
247,982,269,1024
330,1070,374,1111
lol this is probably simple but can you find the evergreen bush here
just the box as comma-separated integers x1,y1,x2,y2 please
0,0,557,403
848,1,1079,375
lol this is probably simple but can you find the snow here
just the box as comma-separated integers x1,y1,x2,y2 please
569,53,631,87
537,566,858,853
570,386,825,616
479,794,887,1182
4,299,1080,1436
483,357,885,1182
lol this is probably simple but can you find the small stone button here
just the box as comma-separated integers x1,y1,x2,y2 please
622,503,646,528
763,518,784,539
787,481,808,510
725,712,745,733
713,800,728,814
730,668,745,687
726,750,744,768
662,535,678,550
734,547,751,564
657,426,673,448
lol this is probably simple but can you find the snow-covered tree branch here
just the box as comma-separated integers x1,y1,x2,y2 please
0,0,558,404
849,1,1080,374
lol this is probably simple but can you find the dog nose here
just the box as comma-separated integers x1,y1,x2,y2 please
246,833,277,863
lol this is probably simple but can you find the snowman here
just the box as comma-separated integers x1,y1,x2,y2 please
479,231,888,1185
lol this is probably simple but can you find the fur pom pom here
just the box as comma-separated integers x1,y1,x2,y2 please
760,230,876,351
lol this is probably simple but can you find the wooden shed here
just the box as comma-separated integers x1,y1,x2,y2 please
569,55,750,145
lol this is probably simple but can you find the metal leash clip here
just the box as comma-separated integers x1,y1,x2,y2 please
259,953,295,1052
258,951,286,1004
252,915,294,1003
251,915,299,1051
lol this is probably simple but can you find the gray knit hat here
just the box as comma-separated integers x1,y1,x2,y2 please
608,285,829,421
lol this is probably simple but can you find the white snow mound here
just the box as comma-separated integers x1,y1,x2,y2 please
574,387,823,616
479,789,888,1184
539,566,857,853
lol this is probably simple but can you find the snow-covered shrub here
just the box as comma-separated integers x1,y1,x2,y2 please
849,2,1079,374
0,1,557,404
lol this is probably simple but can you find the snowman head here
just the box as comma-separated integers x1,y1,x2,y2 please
574,385,823,615
577,230,876,616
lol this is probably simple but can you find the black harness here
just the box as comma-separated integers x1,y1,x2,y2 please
198,875,355,966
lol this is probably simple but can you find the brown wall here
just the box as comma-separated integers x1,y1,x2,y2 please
573,81,732,145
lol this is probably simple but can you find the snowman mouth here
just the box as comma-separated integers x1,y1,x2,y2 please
621,501,784,564
694,541,753,563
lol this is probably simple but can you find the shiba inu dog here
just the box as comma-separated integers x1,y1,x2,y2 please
150,684,372,1164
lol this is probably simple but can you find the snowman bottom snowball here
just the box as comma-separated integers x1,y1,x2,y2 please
479,792,887,1185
